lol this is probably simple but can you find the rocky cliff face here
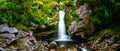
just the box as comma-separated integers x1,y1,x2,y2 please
0,24,49,51
87,29,120,51
0,24,36,51
68,3,120,51
67,3,94,39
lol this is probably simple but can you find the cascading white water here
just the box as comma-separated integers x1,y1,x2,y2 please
58,11,67,40
54,10,87,51
55,11,71,41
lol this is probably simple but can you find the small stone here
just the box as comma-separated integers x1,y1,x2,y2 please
49,41,57,49
40,25,47,29
43,41,48,46
50,49,56,51
75,45,79,48
59,45,65,48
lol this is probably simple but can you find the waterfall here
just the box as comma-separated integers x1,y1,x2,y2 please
55,11,71,41
54,10,87,51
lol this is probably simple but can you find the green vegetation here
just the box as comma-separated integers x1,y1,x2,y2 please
77,0,120,30
0,0,77,30
0,0,120,31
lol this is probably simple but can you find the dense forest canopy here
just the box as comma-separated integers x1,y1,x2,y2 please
0,0,120,31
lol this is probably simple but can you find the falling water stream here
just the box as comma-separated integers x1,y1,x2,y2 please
55,11,72,41
53,10,87,51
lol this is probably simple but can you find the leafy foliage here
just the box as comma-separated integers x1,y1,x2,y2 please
0,0,78,30
77,0,120,29
1,0,120,31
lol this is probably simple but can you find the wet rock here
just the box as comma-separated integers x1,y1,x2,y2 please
58,45,66,51
0,33,15,39
49,41,57,49
0,23,9,33
8,27,18,33
59,45,65,48
70,47,78,51
50,49,56,51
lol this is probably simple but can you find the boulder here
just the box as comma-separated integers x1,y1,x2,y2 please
58,45,65,51
49,41,57,49
59,45,65,48
50,49,57,51
8,27,18,33
0,33,15,39
0,23,9,33
50,49,56,51
67,20,90,39
0,23,18,34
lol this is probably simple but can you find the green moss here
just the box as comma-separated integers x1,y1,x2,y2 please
15,24,27,30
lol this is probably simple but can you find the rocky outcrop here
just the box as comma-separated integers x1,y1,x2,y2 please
67,2,120,51
0,23,59,51
0,23,49,51
34,31,57,40
87,29,120,51
0,23,18,33
68,3,94,39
